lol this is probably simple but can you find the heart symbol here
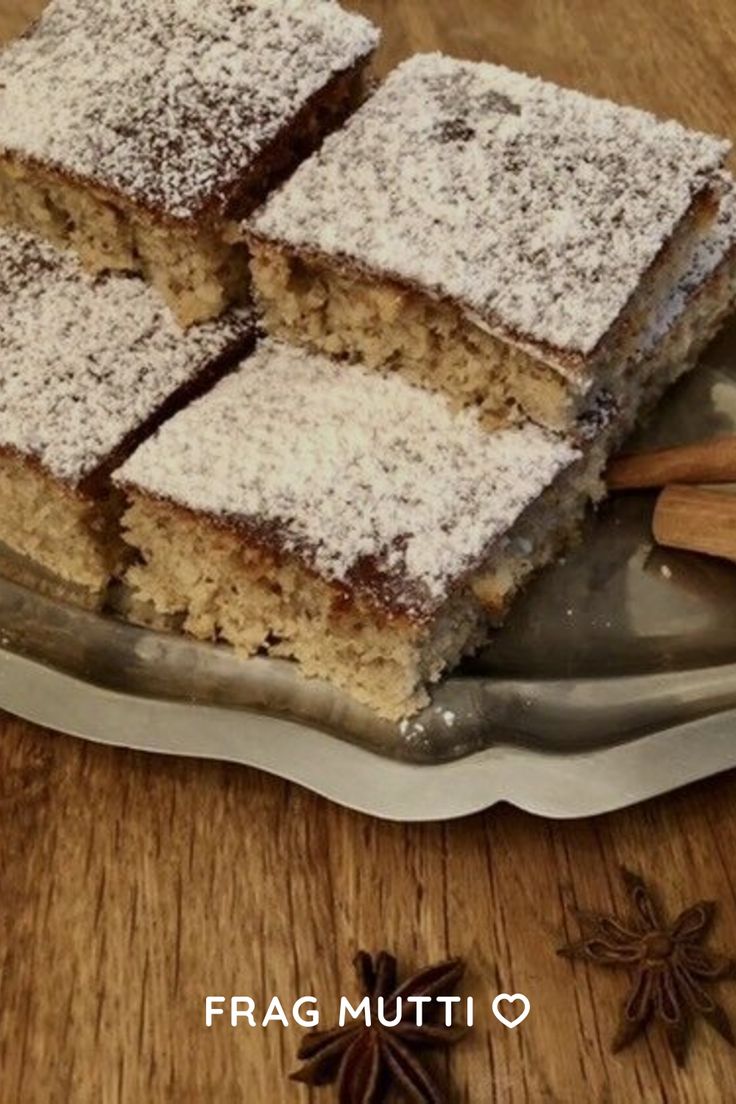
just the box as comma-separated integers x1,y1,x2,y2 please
492,993,530,1029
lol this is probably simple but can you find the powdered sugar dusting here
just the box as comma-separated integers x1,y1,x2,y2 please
251,53,729,358
0,0,379,220
117,339,579,613
0,228,254,483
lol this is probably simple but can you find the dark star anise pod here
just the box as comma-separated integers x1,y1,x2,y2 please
558,866,736,1066
290,950,466,1102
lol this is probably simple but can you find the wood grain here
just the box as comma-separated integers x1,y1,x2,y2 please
3,2,736,1102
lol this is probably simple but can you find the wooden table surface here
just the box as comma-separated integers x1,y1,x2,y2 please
2,1,736,1101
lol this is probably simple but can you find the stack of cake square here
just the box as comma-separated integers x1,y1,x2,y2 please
1,4,735,719
0,0,378,596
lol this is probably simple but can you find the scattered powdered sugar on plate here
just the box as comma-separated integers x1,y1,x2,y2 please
117,339,580,613
0,0,379,220
0,228,254,484
251,53,729,359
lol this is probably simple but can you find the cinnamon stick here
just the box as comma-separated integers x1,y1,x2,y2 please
607,436,736,490
653,485,736,562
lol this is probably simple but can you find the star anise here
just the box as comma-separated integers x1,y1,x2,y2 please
558,867,736,1065
290,951,466,1102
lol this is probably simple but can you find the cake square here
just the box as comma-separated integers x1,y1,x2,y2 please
115,338,592,718
0,227,255,598
475,182,736,615
248,53,729,431
474,183,736,613
0,0,379,326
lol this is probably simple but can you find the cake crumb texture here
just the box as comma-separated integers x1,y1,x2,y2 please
121,493,489,718
0,151,256,326
0,451,126,593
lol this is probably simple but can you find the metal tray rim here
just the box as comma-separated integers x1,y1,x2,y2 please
3,647,736,822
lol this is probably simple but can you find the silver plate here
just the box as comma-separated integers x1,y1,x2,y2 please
2,324,736,821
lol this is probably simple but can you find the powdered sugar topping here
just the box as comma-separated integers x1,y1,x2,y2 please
0,228,254,483
117,339,579,613
0,0,379,219
251,53,728,357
